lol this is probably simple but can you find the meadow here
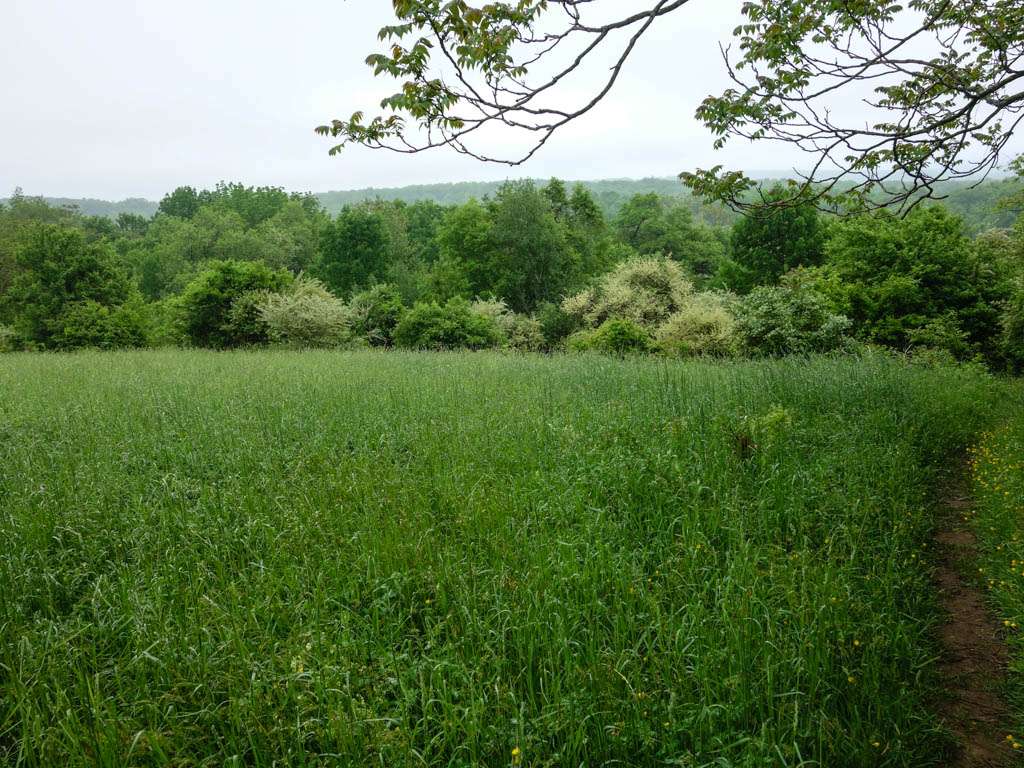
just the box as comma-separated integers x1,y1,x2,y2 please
0,350,1019,767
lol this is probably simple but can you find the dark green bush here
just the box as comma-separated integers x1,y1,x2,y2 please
178,260,292,348
569,318,652,355
393,298,502,350
536,300,578,349
350,283,406,346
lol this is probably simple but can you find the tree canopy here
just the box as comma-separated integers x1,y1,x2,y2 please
319,1,1024,211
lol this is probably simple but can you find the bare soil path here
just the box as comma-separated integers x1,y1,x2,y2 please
934,467,1016,767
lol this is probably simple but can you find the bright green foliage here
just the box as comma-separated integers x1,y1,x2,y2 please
0,351,1018,767
178,260,292,348
158,186,202,219
735,283,852,357
393,298,502,350
569,317,652,355
53,299,148,350
350,283,407,347
724,188,826,293
315,206,390,295
820,206,1007,359
4,224,142,349
257,275,353,348
655,292,739,358
430,199,493,300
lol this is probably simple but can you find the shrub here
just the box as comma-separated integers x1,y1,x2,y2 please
1002,278,1024,371
350,283,406,346
562,257,693,330
469,298,545,352
394,298,502,350
736,283,851,356
536,300,578,349
258,275,353,348
54,299,148,350
0,324,17,352
569,318,652,355
655,292,739,357
6,224,138,349
178,260,292,348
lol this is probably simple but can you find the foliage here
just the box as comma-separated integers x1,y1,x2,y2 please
615,193,727,280
485,181,579,312
315,205,390,295
178,260,292,348
4,224,140,349
655,292,739,358
349,283,407,347
820,206,1008,359
725,187,826,293
536,300,578,350
257,275,353,348
469,298,544,352
1003,278,1024,371
0,324,17,352
563,256,693,330
52,299,148,350
735,283,852,357
569,318,652,355
393,298,502,350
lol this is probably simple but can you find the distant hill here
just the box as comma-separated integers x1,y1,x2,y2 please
4,175,1020,232
0,196,161,218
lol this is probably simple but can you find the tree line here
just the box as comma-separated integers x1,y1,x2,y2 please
0,178,1022,369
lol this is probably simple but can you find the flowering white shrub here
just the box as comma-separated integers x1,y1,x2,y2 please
257,275,353,348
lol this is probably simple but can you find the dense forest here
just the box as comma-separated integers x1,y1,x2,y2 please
1,176,1022,371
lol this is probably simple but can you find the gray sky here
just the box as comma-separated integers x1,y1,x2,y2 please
2,1,1015,201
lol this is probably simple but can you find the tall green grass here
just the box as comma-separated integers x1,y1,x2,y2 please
969,405,1024,751
0,350,1013,766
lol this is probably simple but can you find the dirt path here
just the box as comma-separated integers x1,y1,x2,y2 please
934,467,1015,767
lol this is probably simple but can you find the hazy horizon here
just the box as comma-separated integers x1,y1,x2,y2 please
0,1,849,201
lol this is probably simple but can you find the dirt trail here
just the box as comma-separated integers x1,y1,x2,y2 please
933,468,1015,767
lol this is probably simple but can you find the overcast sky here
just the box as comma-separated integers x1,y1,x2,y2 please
2,1,1017,201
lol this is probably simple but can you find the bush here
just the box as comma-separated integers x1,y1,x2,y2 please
1003,278,1024,371
736,283,851,356
569,318,652,355
562,257,693,330
536,300,578,349
350,283,405,346
470,298,545,352
54,299,148,350
178,260,292,348
0,324,17,352
258,275,353,348
5,224,138,349
655,292,738,357
394,298,503,350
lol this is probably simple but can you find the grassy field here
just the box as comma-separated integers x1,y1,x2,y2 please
0,350,1017,767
